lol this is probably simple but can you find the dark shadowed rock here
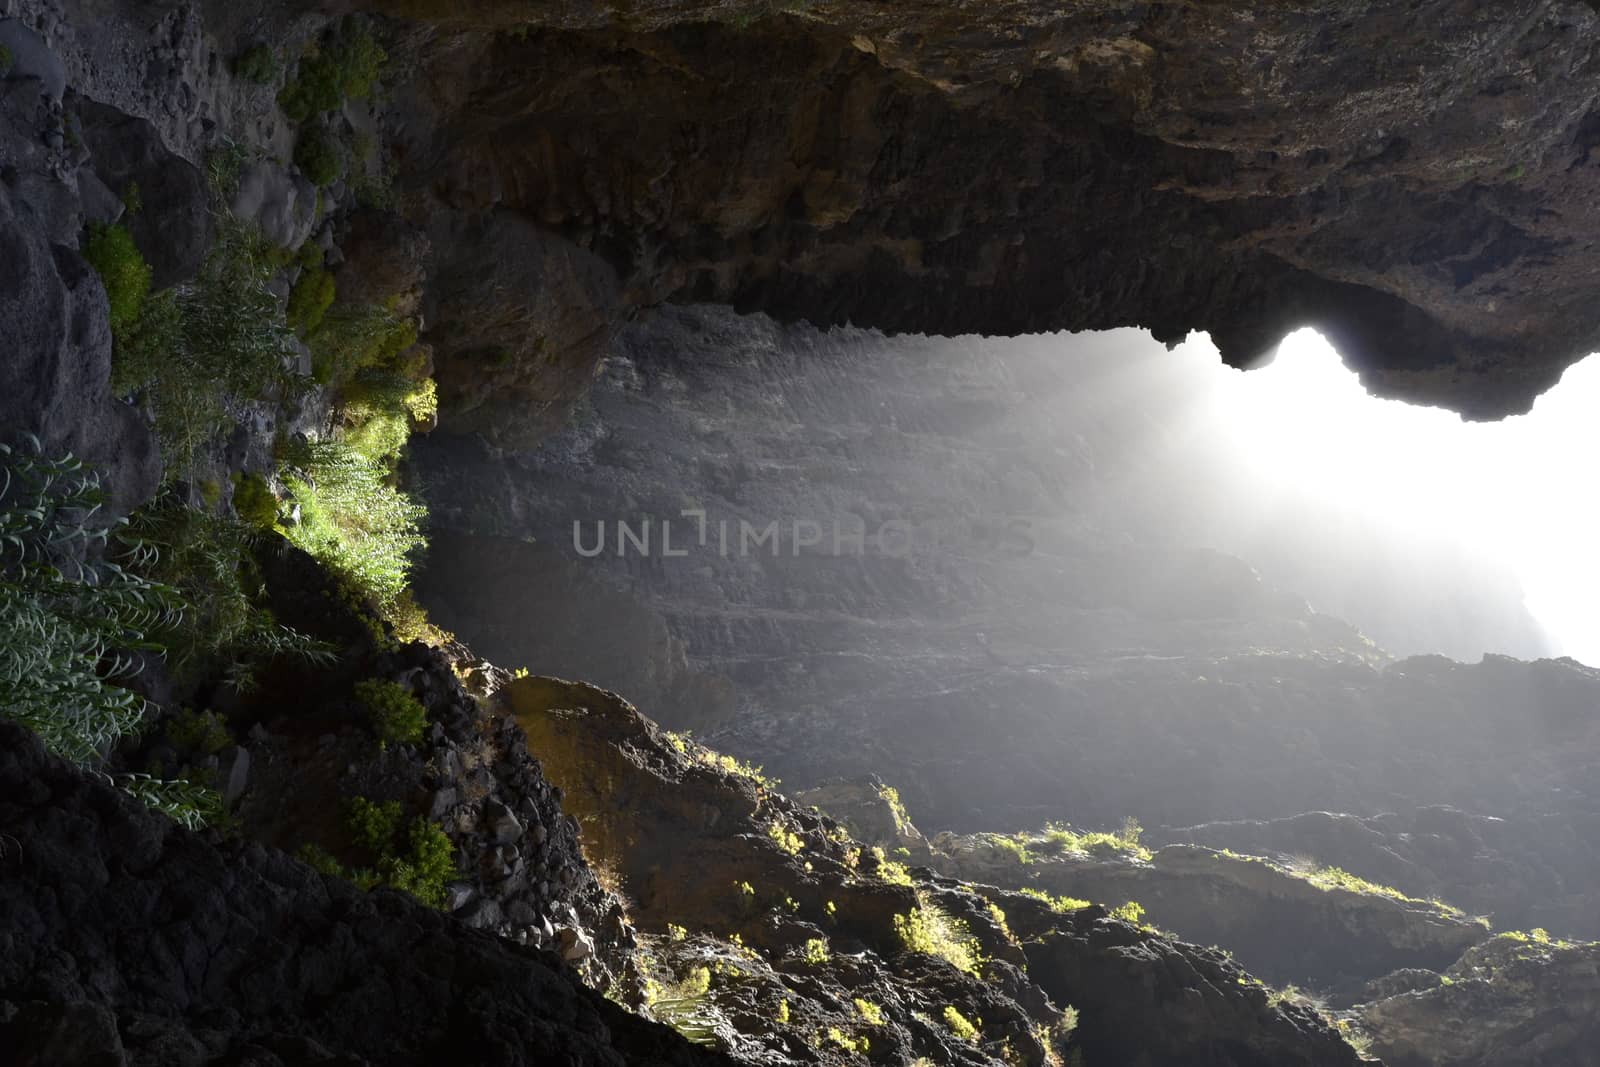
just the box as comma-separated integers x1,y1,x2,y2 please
74,95,212,289
0,722,733,1067
0,181,159,512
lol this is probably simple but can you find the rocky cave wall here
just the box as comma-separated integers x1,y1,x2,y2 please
367,0,1600,447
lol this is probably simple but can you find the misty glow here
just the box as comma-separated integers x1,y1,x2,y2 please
1204,329,1600,666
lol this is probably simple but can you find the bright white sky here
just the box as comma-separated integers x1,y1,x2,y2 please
1197,328,1600,666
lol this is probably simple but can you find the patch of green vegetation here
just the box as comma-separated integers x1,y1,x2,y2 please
1017,887,1093,913
853,998,884,1026
1497,928,1577,949
989,833,1033,865
126,493,330,687
873,850,913,886
823,1028,869,1054
0,443,217,828
346,795,403,851
314,796,457,907
1032,817,1151,860
230,472,279,528
877,782,911,835
82,222,151,340
766,820,804,855
294,125,345,187
286,265,336,334
166,708,233,757
205,138,251,201
110,221,299,475
279,437,427,609
0,44,14,75
801,937,831,964
1108,900,1146,924
942,1005,981,1042
662,728,778,787
309,305,419,387
1299,863,1465,917
232,43,279,85
278,18,387,123
354,678,427,746
894,898,981,975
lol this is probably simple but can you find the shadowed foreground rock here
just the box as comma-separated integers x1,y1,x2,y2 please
0,722,731,1067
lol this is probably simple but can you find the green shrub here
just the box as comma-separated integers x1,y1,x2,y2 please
110,221,298,475
278,52,344,123
354,677,427,745
286,266,337,334
346,795,404,851
280,438,427,608
167,708,233,756
1109,900,1146,924
0,443,216,828
943,1006,980,1042
384,818,455,907
800,937,831,964
337,797,455,907
232,44,279,84
310,306,418,387
126,492,331,687
894,899,981,975
294,126,344,187
231,472,279,528
278,20,386,122
82,222,152,342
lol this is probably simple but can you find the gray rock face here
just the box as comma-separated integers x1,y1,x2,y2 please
230,161,319,252
0,180,158,512
74,95,212,288
0,17,66,103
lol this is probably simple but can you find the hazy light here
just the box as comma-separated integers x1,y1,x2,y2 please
1202,328,1600,666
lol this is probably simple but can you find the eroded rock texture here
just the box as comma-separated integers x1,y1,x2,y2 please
372,0,1600,441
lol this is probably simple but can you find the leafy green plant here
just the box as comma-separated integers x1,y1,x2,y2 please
231,472,279,528
354,677,428,746
1017,887,1092,913
801,937,831,964
82,222,152,341
306,799,457,906
110,221,299,474
166,708,233,756
232,44,279,84
1109,900,1146,924
279,438,427,609
943,1005,980,1042
294,126,345,187
309,305,419,387
278,19,386,123
125,493,332,687
286,265,337,334
894,899,981,975
0,442,216,827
